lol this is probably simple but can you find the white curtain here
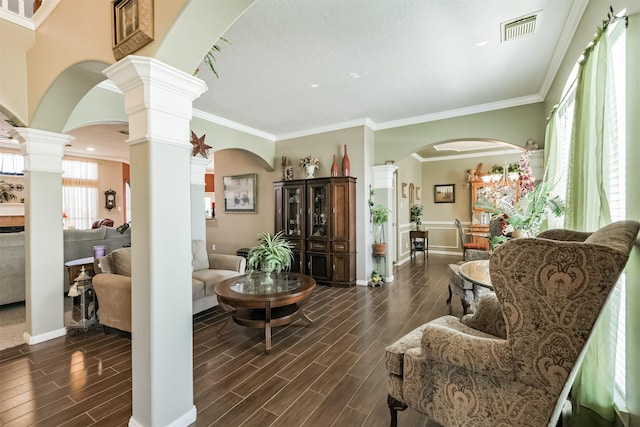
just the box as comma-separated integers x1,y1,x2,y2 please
0,152,24,175
62,160,99,230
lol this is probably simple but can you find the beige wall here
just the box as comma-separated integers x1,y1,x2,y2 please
208,126,371,282
206,149,279,255
374,103,546,163
94,158,126,224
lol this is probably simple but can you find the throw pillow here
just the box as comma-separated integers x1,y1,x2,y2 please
112,248,132,277
191,240,209,271
95,253,114,274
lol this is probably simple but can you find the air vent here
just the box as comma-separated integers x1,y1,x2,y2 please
501,11,541,43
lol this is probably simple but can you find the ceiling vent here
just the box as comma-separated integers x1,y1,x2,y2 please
501,11,541,43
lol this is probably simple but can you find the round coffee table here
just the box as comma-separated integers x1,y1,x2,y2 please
458,260,493,290
214,272,316,353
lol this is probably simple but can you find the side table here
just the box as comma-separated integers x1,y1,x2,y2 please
65,257,95,288
410,230,429,259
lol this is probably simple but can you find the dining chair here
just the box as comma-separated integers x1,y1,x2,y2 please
455,218,486,260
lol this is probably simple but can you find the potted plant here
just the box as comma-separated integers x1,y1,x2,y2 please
371,204,390,255
247,231,294,282
410,204,423,230
298,155,320,178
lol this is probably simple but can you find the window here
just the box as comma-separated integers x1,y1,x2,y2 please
62,160,99,230
0,152,24,175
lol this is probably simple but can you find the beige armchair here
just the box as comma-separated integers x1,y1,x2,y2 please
386,220,639,427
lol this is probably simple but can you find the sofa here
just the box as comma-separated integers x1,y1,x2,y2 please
0,226,131,306
386,220,640,427
92,240,246,333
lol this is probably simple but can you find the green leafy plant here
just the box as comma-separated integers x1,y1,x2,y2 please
476,179,565,237
202,37,231,78
410,204,423,221
247,231,294,273
371,205,390,244
490,163,519,174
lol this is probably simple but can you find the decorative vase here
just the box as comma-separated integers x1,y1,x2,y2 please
261,262,275,287
331,154,339,177
342,144,350,176
305,165,316,179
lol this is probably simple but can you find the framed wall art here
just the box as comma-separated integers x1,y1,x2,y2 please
434,184,455,204
223,173,257,213
112,0,154,61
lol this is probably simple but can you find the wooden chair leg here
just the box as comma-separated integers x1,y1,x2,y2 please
446,284,452,304
388,394,407,427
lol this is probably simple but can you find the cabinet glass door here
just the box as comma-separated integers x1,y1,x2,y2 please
285,187,303,237
309,184,328,238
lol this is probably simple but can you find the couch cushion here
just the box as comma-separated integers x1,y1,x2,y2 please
191,240,209,272
384,323,430,376
192,269,243,296
64,227,107,241
192,278,205,301
112,248,132,276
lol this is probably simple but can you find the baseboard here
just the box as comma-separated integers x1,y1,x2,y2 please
129,405,196,427
24,327,66,345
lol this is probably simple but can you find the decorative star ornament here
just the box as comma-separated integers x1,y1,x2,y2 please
190,131,212,158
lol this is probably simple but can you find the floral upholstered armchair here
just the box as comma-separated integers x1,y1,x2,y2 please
386,220,640,427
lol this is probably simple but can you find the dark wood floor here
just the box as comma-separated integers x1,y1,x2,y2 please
0,254,463,427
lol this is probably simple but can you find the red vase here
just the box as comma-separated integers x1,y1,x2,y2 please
331,154,339,177
342,144,350,176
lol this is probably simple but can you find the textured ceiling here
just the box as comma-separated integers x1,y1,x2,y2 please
193,0,583,139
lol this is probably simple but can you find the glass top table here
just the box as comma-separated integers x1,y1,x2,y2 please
214,272,316,353
458,260,492,290
229,272,305,295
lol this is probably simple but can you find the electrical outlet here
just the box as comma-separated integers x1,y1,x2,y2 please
211,244,216,251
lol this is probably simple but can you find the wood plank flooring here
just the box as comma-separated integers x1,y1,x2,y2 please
0,254,464,427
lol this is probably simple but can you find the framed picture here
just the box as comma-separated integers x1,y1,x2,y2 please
416,186,422,200
112,0,154,61
223,174,257,213
401,182,408,198
434,184,455,204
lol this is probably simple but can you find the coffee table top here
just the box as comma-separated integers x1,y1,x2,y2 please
215,272,316,303
458,260,493,289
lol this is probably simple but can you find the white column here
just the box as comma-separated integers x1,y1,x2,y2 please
190,157,211,242
10,128,74,344
104,56,207,427
372,164,397,282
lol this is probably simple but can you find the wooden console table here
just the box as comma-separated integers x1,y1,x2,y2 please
410,230,429,259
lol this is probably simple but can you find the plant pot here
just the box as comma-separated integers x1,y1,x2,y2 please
372,243,387,255
305,165,316,179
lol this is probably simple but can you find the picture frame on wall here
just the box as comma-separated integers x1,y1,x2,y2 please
112,0,154,61
401,182,408,198
223,173,257,213
434,184,455,204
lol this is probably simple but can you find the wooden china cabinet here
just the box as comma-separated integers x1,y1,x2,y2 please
274,176,356,287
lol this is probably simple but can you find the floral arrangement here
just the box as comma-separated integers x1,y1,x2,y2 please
298,155,320,170
476,155,565,238
517,150,535,196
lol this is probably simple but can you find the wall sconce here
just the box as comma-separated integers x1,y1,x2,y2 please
104,189,116,211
